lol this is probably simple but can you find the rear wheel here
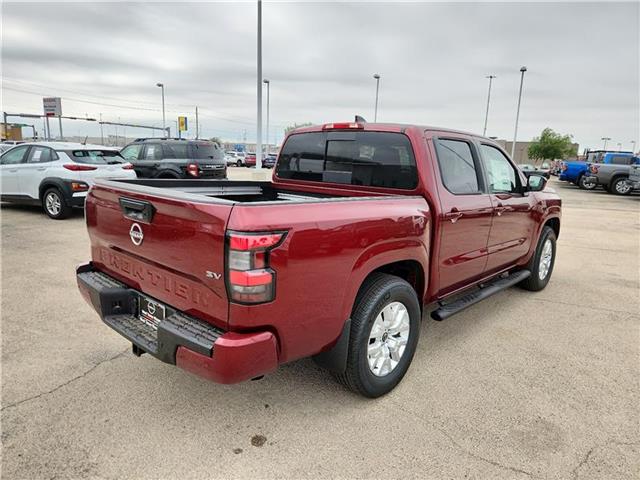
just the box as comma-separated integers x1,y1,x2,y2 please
611,177,632,196
42,188,72,220
578,174,597,190
335,273,421,398
519,226,556,291
236,160,242,167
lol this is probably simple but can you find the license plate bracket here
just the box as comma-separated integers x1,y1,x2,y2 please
138,295,165,329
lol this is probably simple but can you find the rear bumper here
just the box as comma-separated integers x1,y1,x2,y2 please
76,263,278,384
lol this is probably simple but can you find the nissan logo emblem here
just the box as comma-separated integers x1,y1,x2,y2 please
129,223,144,246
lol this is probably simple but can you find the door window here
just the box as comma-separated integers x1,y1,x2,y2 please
610,155,633,165
27,146,57,163
120,144,143,161
434,139,480,194
480,144,520,194
0,145,29,165
143,144,163,160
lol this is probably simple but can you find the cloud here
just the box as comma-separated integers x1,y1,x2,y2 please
2,1,638,149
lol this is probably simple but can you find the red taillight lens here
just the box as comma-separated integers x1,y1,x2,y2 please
187,163,200,177
561,163,568,171
226,231,285,304
122,163,134,170
322,122,364,130
63,164,97,171
590,164,599,173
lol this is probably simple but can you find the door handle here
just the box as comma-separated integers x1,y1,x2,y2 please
445,208,463,223
8,169,18,173
495,202,507,216
36,167,46,171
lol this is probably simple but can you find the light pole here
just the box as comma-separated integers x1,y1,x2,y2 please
617,142,622,151
373,74,381,122
601,137,611,150
483,75,496,136
256,0,263,169
156,83,166,137
99,113,104,145
631,140,637,153
263,79,270,154
511,66,527,158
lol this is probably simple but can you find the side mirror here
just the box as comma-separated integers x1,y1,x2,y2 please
527,174,547,192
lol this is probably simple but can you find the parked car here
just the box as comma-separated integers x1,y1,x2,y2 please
244,152,256,167
582,155,640,195
225,151,245,167
0,142,136,219
559,152,637,190
262,154,277,168
626,164,640,192
76,121,561,397
120,138,227,179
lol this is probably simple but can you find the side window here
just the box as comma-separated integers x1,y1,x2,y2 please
120,144,142,161
164,143,189,159
143,144,163,160
27,146,57,163
610,155,632,165
480,144,520,194
434,139,480,194
1,146,29,165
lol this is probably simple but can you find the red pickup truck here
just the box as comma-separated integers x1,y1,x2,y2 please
77,121,561,397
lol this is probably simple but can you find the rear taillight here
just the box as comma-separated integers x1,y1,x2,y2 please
187,163,200,177
122,163,134,170
63,164,97,171
561,163,568,171
226,231,286,304
590,164,599,174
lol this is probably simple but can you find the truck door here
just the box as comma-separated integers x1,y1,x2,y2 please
478,143,536,273
432,136,493,295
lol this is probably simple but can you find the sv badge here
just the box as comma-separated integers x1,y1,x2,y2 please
206,271,222,280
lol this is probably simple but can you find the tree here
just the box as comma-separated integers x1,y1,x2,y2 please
528,128,576,163
284,122,313,135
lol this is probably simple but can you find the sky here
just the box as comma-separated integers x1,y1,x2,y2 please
1,1,639,151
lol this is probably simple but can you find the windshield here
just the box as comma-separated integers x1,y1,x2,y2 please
192,142,223,160
70,150,124,164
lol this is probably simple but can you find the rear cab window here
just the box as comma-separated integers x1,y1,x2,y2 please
70,150,125,164
275,131,418,189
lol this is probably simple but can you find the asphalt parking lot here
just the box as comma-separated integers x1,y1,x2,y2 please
1,174,638,479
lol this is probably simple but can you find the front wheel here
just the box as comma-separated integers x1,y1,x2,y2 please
578,175,597,190
42,188,72,220
335,273,421,398
236,160,242,167
519,226,557,291
610,177,632,196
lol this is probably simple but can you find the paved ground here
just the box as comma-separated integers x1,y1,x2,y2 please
1,175,638,479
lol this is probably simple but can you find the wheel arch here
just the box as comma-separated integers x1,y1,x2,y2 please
544,216,560,240
38,177,71,203
314,256,427,375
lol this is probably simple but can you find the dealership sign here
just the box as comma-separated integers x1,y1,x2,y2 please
43,97,62,117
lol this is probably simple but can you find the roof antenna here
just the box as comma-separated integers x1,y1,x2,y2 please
355,115,367,123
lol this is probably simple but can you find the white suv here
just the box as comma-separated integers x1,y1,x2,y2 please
0,142,137,219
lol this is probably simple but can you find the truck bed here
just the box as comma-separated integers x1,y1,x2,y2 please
97,178,387,204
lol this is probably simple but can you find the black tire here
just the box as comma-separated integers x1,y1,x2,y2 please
519,226,557,291
236,160,242,167
578,174,597,190
335,273,421,398
42,188,72,220
158,172,180,179
610,177,632,196
602,184,610,193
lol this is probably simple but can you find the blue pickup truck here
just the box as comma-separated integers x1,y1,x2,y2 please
559,150,636,190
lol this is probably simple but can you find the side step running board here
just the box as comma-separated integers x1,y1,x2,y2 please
431,270,531,321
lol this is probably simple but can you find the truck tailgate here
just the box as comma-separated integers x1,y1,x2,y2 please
85,183,232,329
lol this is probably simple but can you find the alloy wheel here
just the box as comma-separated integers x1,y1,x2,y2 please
367,301,410,377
